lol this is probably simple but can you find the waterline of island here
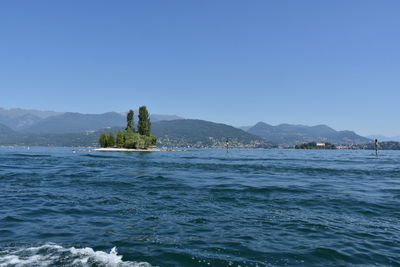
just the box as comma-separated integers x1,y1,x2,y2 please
93,147,161,152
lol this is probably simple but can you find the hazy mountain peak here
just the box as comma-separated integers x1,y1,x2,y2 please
0,107,62,130
0,107,61,119
253,122,273,127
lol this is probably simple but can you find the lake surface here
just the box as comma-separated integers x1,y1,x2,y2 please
1,147,399,266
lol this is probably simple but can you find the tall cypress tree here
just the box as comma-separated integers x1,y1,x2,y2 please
138,106,151,136
126,110,134,131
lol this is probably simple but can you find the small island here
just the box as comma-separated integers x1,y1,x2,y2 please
295,142,336,150
95,106,159,151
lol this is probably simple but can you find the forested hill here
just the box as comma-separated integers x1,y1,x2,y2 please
152,119,269,148
0,123,15,138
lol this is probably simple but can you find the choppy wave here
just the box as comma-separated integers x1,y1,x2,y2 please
1,147,400,266
6,153,52,158
0,244,152,267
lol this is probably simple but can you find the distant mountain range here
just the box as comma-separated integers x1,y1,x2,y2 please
0,107,386,148
0,108,61,130
24,112,125,134
0,108,182,133
245,122,371,146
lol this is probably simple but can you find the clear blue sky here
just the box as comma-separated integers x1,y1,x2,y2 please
1,1,399,136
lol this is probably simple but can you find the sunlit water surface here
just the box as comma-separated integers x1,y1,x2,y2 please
1,147,399,266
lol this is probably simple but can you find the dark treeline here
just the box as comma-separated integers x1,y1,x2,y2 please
99,106,157,149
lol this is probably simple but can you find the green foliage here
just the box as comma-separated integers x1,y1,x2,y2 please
126,110,134,131
149,135,157,146
136,137,146,149
116,131,125,148
124,128,138,148
123,106,153,149
123,127,155,149
99,132,116,147
108,133,115,147
143,135,157,148
138,106,151,136
99,132,108,147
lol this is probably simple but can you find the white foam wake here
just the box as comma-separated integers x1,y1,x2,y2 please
0,243,152,267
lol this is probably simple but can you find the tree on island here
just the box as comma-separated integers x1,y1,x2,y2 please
99,106,157,149
116,131,124,148
126,109,134,131
124,128,138,148
99,132,108,147
108,133,115,147
138,106,151,136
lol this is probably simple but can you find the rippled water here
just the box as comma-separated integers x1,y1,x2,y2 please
1,147,400,266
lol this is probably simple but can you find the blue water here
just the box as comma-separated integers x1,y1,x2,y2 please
1,147,400,266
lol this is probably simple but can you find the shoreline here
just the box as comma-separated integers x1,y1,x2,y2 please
93,147,161,152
